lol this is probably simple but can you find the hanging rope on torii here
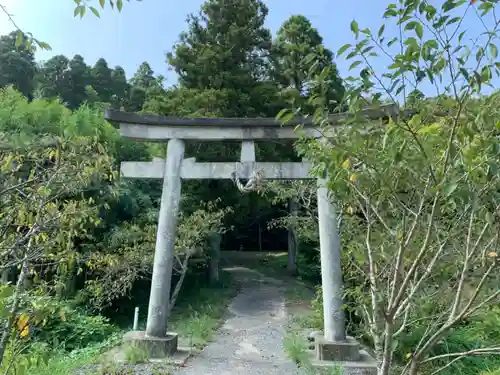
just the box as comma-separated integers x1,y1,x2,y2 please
104,105,398,367
231,168,265,193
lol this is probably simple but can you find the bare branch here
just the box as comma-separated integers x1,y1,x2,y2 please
449,205,477,320
390,192,440,314
427,347,500,375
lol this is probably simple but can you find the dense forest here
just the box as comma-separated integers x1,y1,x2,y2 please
0,4,344,251
1,0,500,374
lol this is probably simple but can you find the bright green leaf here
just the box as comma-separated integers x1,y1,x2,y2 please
15,31,23,47
378,24,385,39
37,41,51,50
405,21,417,30
458,30,466,43
443,182,458,197
279,112,296,126
446,16,461,26
489,44,498,59
337,44,352,57
417,123,441,135
415,23,423,39
408,114,422,128
361,46,374,54
350,20,359,38
349,61,362,70
90,6,100,17
387,37,398,47
476,48,485,63
275,108,290,122
346,51,357,60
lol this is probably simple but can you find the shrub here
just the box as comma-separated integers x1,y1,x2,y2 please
33,304,116,351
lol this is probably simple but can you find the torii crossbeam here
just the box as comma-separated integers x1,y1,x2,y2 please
105,106,396,371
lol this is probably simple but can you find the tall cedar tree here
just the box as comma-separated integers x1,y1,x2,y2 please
0,31,37,99
91,58,114,103
272,15,345,111
166,0,273,116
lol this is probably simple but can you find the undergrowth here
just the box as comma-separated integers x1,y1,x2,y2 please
1,270,238,375
169,270,239,348
284,284,500,375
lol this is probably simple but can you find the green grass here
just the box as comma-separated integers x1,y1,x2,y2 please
22,333,123,375
169,270,240,348
122,343,149,364
21,270,239,375
248,252,290,277
282,331,342,375
283,331,310,365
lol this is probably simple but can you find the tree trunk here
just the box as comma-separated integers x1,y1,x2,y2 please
287,197,298,274
208,232,222,285
63,236,77,298
0,253,30,366
1,269,9,285
167,254,191,318
258,223,262,252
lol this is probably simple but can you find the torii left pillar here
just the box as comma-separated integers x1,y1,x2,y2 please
123,138,184,357
146,138,184,337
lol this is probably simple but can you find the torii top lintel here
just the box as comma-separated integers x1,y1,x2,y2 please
104,104,400,141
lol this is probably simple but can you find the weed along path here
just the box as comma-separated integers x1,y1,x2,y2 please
174,266,301,375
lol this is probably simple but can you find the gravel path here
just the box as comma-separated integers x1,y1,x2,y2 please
173,266,300,375
75,267,301,375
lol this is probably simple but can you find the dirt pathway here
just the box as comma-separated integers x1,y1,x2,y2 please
174,266,301,375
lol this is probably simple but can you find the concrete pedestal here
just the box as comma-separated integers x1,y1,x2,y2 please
123,331,178,358
315,336,361,362
308,332,378,375
308,350,378,375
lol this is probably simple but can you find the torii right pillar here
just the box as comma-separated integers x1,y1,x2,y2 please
314,176,377,375
317,176,346,342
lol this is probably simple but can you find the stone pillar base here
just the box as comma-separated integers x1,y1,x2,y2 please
123,331,178,358
307,350,378,375
315,335,361,361
307,332,378,375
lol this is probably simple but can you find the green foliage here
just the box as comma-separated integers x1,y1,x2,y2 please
83,199,232,309
167,0,271,93
34,304,116,352
283,331,309,365
272,15,345,111
129,62,156,90
394,307,500,375
309,285,324,330
0,299,119,375
0,86,119,367
91,58,114,104
34,55,160,112
143,87,232,117
22,333,122,375
170,270,239,348
36,55,72,104
283,330,343,374
123,344,148,364
8,1,500,375
289,1,500,374
0,32,36,98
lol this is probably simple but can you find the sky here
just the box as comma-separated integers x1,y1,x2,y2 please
0,0,495,97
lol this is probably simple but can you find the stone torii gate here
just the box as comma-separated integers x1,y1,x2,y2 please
104,108,389,372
